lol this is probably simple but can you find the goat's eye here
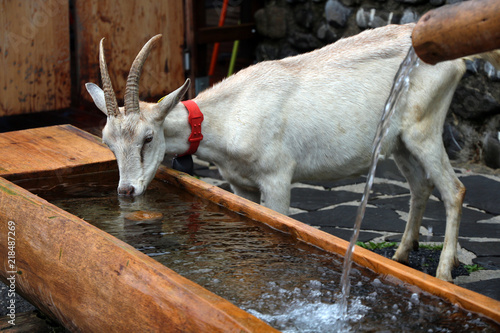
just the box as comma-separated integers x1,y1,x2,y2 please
144,135,153,144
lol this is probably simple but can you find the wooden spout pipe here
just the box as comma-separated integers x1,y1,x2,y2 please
412,0,500,65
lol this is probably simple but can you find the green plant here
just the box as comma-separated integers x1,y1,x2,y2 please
464,264,485,274
356,241,397,250
419,244,443,251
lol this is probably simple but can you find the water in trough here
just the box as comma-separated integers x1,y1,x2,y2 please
27,171,499,332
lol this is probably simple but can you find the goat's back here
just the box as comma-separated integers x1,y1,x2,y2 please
196,24,466,181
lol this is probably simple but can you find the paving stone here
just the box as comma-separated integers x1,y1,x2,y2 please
432,175,500,215
290,188,361,211
424,219,500,239
301,177,366,189
472,257,500,270
375,158,406,182
386,234,445,243
460,175,500,215
371,183,409,196
319,226,383,243
290,205,406,232
371,196,493,225
459,240,500,257
459,278,500,302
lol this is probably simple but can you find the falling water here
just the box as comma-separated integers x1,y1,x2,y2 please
338,46,420,317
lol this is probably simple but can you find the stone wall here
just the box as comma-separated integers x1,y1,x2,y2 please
254,0,500,169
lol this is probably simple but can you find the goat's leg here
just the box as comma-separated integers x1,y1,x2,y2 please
258,172,293,216
230,184,261,204
392,143,434,265
401,133,465,282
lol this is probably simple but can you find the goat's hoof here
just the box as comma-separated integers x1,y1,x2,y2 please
436,273,454,283
392,254,409,266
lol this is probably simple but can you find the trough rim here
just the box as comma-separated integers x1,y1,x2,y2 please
155,165,500,324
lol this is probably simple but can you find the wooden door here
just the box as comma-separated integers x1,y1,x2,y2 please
74,1,186,105
0,0,71,116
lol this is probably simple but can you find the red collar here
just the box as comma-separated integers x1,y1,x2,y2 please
178,100,204,157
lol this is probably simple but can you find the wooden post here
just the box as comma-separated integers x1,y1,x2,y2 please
412,0,500,64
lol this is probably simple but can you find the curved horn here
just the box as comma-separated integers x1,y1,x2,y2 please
124,34,162,114
99,38,119,117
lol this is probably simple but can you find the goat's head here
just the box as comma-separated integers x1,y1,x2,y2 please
85,35,190,197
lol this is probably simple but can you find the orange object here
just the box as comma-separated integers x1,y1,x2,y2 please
208,0,230,77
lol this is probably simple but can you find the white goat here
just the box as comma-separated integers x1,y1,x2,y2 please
86,24,500,282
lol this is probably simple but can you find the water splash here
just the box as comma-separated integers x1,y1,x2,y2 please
338,46,420,317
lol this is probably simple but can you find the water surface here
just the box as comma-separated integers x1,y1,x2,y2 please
28,173,500,332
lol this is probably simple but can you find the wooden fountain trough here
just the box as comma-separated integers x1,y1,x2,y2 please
1,125,500,331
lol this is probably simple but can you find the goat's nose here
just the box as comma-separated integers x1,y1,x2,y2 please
118,185,135,196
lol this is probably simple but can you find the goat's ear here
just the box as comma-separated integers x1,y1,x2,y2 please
85,83,109,115
155,79,191,121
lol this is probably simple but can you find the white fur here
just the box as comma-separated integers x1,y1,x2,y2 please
86,24,500,282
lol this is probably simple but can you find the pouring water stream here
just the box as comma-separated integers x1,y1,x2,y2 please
338,46,420,317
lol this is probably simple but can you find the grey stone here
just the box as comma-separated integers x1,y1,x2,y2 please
325,0,352,28
386,234,445,243
291,188,361,211
370,195,494,229
472,257,500,270
303,177,366,190
375,158,405,182
255,42,281,61
443,122,465,160
459,278,500,302
294,5,314,29
287,31,323,51
317,23,339,44
399,8,418,24
356,8,398,29
371,183,409,196
254,6,287,39
451,84,500,120
460,175,500,215
485,61,500,81
291,205,406,232
319,226,384,242
483,132,500,169
459,240,500,258
396,0,427,4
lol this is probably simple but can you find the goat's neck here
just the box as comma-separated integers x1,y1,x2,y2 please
163,99,224,163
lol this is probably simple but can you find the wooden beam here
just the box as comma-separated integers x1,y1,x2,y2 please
0,125,115,181
0,176,277,332
197,24,256,44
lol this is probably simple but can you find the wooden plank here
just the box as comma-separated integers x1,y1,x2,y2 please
155,166,500,324
0,177,277,332
0,0,71,116
0,125,115,180
74,0,186,105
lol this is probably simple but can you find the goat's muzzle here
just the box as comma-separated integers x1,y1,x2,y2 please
118,184,135,196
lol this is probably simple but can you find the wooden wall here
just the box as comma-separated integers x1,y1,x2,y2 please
0,0,71,116
74,0,186,105
0,0,186,116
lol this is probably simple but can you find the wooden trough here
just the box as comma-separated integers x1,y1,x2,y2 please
1,125,500,332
